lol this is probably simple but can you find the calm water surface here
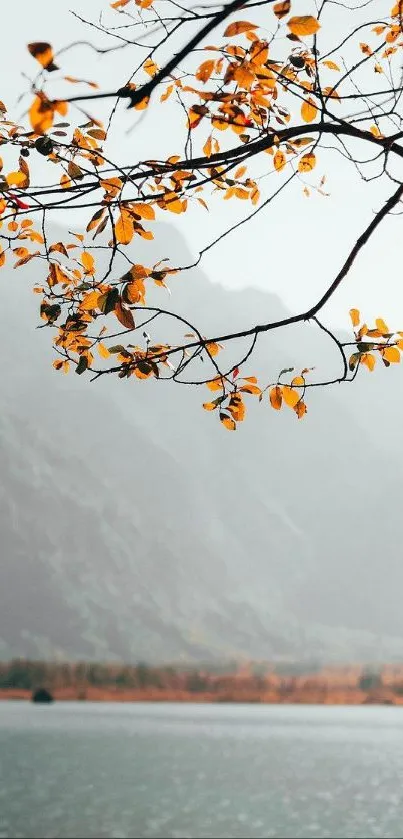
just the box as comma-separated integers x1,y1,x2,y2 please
0,702,403,838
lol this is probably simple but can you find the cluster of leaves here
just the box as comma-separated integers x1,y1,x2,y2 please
348,309,403,372
1,0,403,429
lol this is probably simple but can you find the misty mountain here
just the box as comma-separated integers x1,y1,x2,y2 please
1,221,403,664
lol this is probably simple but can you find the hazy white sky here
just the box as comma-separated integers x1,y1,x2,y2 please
2,0,403,331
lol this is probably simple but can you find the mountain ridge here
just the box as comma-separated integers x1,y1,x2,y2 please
1,221,402,664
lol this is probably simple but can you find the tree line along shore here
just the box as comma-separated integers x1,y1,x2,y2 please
2,660,403,705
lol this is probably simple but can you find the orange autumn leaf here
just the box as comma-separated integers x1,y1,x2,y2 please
287,15,320,36
282,386,300,408
207,378,223,392
205,341,222,357
376,317,389,334
115,300,135,330
81,251,95,275
228,393,246,422
143,58,159,77
80,290,101,311
220,412,236,430
294,400,307,419
269,386,283,410
273,0,291,19
298,152,316,172
98,343,110,359
349,308,360,327
28,42,59,72
224,21,258,37
301,97,317,123
322,60,340,71
115,210,134,244
361,353,375,371
382,345,400,363
132,203,155,220
196,60,216,83
274,150,286,171
29,95,54,134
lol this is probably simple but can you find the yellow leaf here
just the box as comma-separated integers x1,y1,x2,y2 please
100,177,123,197
298,152,316,172
269,385,283,410
224,21,258,37
291,375,305,387
376,317,389,333
361,353,375,371
0,248,5,268
282,386,300,408
143,58,158,77
220,413,236,431
81,251,95,275
160,84,174,102
301,97,317,123
349,308,360,327
115,211,134,244
6,170,29,188
203,401,219,411
203,135,213,157
60,174,71,189
234,187,249,199
233,64,255,89
274,150,286,171
287,15,320,36
98,343,110,359
207,378,223,392
205,341,222,356
163,193,185,214
382,345,400,363
273,0,291,19
29,94,54,134
370,125,383,138
80,290,101,311
322,60,340,71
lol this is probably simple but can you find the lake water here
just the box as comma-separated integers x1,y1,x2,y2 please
1,702,403,838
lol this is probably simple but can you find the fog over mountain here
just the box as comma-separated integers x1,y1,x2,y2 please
1,221,402,665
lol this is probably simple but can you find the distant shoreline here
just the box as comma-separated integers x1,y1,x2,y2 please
3,660,403,705
1,688,402,706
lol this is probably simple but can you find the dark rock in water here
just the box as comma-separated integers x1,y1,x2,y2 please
31,688,54,704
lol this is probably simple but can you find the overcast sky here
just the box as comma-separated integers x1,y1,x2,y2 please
2,0,402,331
